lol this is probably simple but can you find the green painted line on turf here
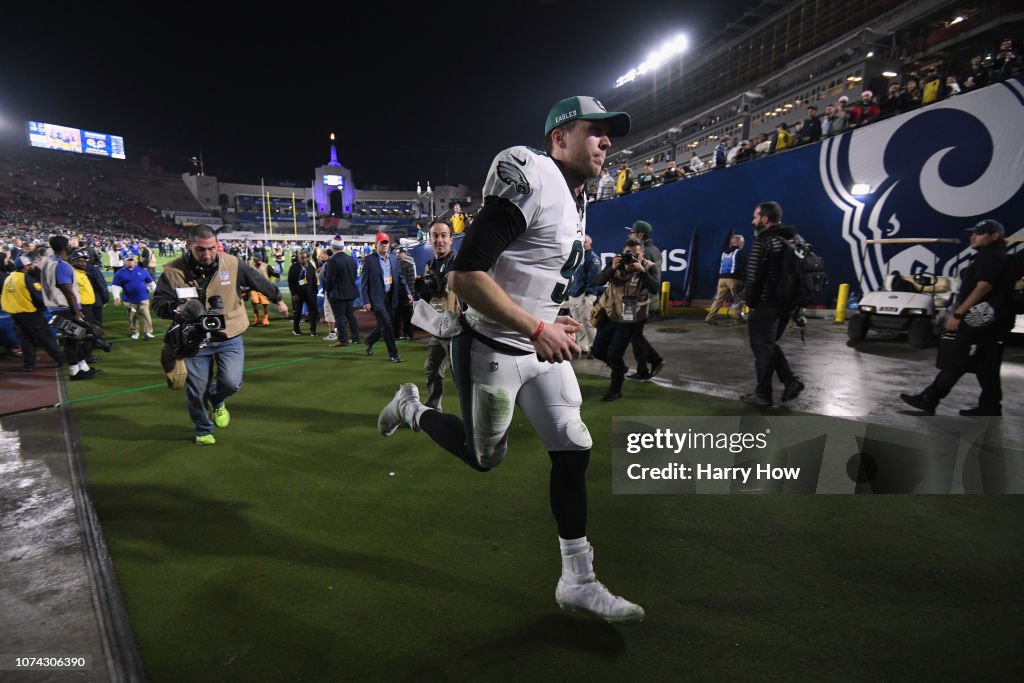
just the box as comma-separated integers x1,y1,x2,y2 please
67,356,319,404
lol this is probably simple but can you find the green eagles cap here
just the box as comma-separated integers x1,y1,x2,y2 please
628,220,653,236
544,96,631,138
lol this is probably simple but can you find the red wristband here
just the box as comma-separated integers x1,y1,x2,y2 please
529,321,545,341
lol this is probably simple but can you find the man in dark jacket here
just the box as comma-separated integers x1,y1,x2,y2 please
901,220,1017,416
359,232,412,362
741,201,804,407
85,257,110,325
288,250,319,336
322,239,360,345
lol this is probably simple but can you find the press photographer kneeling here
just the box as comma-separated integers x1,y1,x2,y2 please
590,238,661,402
152,225,288,446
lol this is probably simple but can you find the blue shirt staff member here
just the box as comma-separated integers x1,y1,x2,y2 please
152,225,288,446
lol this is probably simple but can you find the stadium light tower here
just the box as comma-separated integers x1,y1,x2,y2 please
615,34,689,88
416,181,434,220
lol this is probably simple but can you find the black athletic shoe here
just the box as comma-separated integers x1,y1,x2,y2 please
899,393,936,415
601,389,623,402
740,393,772,407
781,379,805,403
649,360,666,378
365,344,373,356
70,368,101,381
959,406,1002,417
627,371,653,381
389,355,402,363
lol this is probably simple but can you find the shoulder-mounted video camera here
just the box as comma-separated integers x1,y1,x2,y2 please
164,296,227,357
49,315,113,353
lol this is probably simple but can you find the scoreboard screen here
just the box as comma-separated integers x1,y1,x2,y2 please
27,121,126,160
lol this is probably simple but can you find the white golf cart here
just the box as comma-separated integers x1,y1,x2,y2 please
847,238,961,349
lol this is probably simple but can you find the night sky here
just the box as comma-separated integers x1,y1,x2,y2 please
1,1,755,190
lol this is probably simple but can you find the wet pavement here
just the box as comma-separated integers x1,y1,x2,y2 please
0,311,1021,679
581,312,1024,420
0,398,142,681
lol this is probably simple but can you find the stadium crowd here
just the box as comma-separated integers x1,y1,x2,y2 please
593,38,1022,199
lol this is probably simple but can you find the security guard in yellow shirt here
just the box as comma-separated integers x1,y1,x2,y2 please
1,256,65,371
450,203,466,235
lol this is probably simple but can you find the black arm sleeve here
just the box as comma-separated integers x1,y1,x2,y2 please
449,197,527,272
151,274,181,319
239,261,282,303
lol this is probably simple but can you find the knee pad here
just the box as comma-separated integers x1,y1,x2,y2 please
471,383,514,469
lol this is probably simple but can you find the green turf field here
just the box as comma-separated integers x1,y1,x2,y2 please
68,304,1023,681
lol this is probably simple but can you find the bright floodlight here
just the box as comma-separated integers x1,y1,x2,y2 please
950,15,964,25
615,34,689,87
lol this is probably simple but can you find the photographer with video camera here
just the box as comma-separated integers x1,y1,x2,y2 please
414,220,461,410
590,238,661,401
40,236,100,380
152,225,288,446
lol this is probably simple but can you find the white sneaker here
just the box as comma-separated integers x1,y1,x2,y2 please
378,383,421,436
555,578,645,623
325,332,338,341
144,332,155,339
131,332,140,340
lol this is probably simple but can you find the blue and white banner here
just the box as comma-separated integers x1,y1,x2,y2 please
587,77,1024,302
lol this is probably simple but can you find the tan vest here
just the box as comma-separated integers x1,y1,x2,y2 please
162,253,249,338
595,260,654,324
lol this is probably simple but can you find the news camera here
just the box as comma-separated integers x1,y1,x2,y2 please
49,315,113,353
164,296,227,357
414,272,447,300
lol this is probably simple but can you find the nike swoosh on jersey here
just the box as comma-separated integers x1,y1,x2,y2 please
510,154,527,166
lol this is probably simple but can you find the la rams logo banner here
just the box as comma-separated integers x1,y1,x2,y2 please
588,77,1024,301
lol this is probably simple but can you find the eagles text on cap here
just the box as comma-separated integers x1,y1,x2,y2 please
545,96,631,138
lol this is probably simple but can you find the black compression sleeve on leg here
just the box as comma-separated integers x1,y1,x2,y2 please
548,449,590,539
419,409,492,472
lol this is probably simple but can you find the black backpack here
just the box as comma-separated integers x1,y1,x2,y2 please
778,232,828,308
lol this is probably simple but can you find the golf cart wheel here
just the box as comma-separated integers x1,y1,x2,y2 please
908,318,933,349
848,313,870,342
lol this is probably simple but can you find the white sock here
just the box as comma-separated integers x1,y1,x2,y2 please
559,536,589,556
78,360,90,372
558,536,594,583
411,403,431,428
69,365,80,376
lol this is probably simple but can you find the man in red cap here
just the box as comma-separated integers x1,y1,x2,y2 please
359,232,412,362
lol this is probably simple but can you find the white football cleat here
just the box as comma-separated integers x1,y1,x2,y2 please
555,578,645,623
378,383,421,437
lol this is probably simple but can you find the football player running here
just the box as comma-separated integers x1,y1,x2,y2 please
378,96,643,623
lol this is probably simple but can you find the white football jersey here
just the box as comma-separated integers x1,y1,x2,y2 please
465,145,587,351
